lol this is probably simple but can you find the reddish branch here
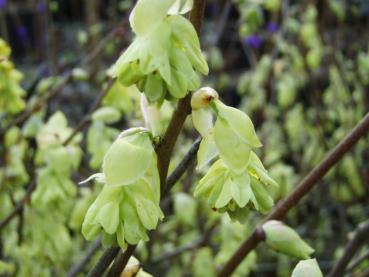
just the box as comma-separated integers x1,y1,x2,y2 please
217,111,369,277
328,220,369,277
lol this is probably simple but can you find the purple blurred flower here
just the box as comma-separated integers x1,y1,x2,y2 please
37,1,47,13
0,0,7,9
16,26,29,45
267,22,279,33
243,35,263,49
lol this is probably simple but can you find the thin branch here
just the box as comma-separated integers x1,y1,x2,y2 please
163,138,201,196
66,238,102,277
150,219,219,265
62,78,115,146
217,111,369,277
346,250,369,273
0,180,36,230
328,220,369,277
86,247,120,277
107,245,136,277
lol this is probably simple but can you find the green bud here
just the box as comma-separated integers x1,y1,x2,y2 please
191,87,219,110
263,220,314,259
292,259,323,277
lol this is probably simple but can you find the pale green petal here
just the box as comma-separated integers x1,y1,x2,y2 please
167,68,188,98
249,152,278,187
144,74,165,103
116,224,127,250
97,201,120,234
215,178,232,208
250,179,274,213
121,199,143,245
231,173,252,207
134,196,160,230
214,118,251,174
208,179,224,207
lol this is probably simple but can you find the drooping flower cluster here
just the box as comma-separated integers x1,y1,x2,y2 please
82,128,163,249
192,87,278,222
0,38,26,115
32,112,82,211
115,0,208,103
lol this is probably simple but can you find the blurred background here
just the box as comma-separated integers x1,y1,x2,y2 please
1,0,369,276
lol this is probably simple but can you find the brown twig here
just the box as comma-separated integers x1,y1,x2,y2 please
346,250,369,274
62,78,115,146
328,220,369,277
0,180,36,230
66,238,102,277
150,219,219,265
217,111,369,277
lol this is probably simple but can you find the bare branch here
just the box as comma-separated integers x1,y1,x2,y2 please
66,238,102,277
328,220,369,277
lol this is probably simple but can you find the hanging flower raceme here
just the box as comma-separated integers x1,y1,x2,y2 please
0,38,26,115
192,87,278,222
82,128,163,249
114,0,208,103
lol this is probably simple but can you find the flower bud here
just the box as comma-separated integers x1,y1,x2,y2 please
263,220,314,259
292,259,323,277
191,87,219,110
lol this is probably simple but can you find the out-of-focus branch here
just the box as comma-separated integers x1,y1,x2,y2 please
217,111,369,277
66,238,102,277
328,220,369,277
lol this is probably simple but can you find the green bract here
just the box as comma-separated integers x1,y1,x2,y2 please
82,128,163,248
0,38,26,115
262,220,315,259
115,0,208,102
292,259,323,277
